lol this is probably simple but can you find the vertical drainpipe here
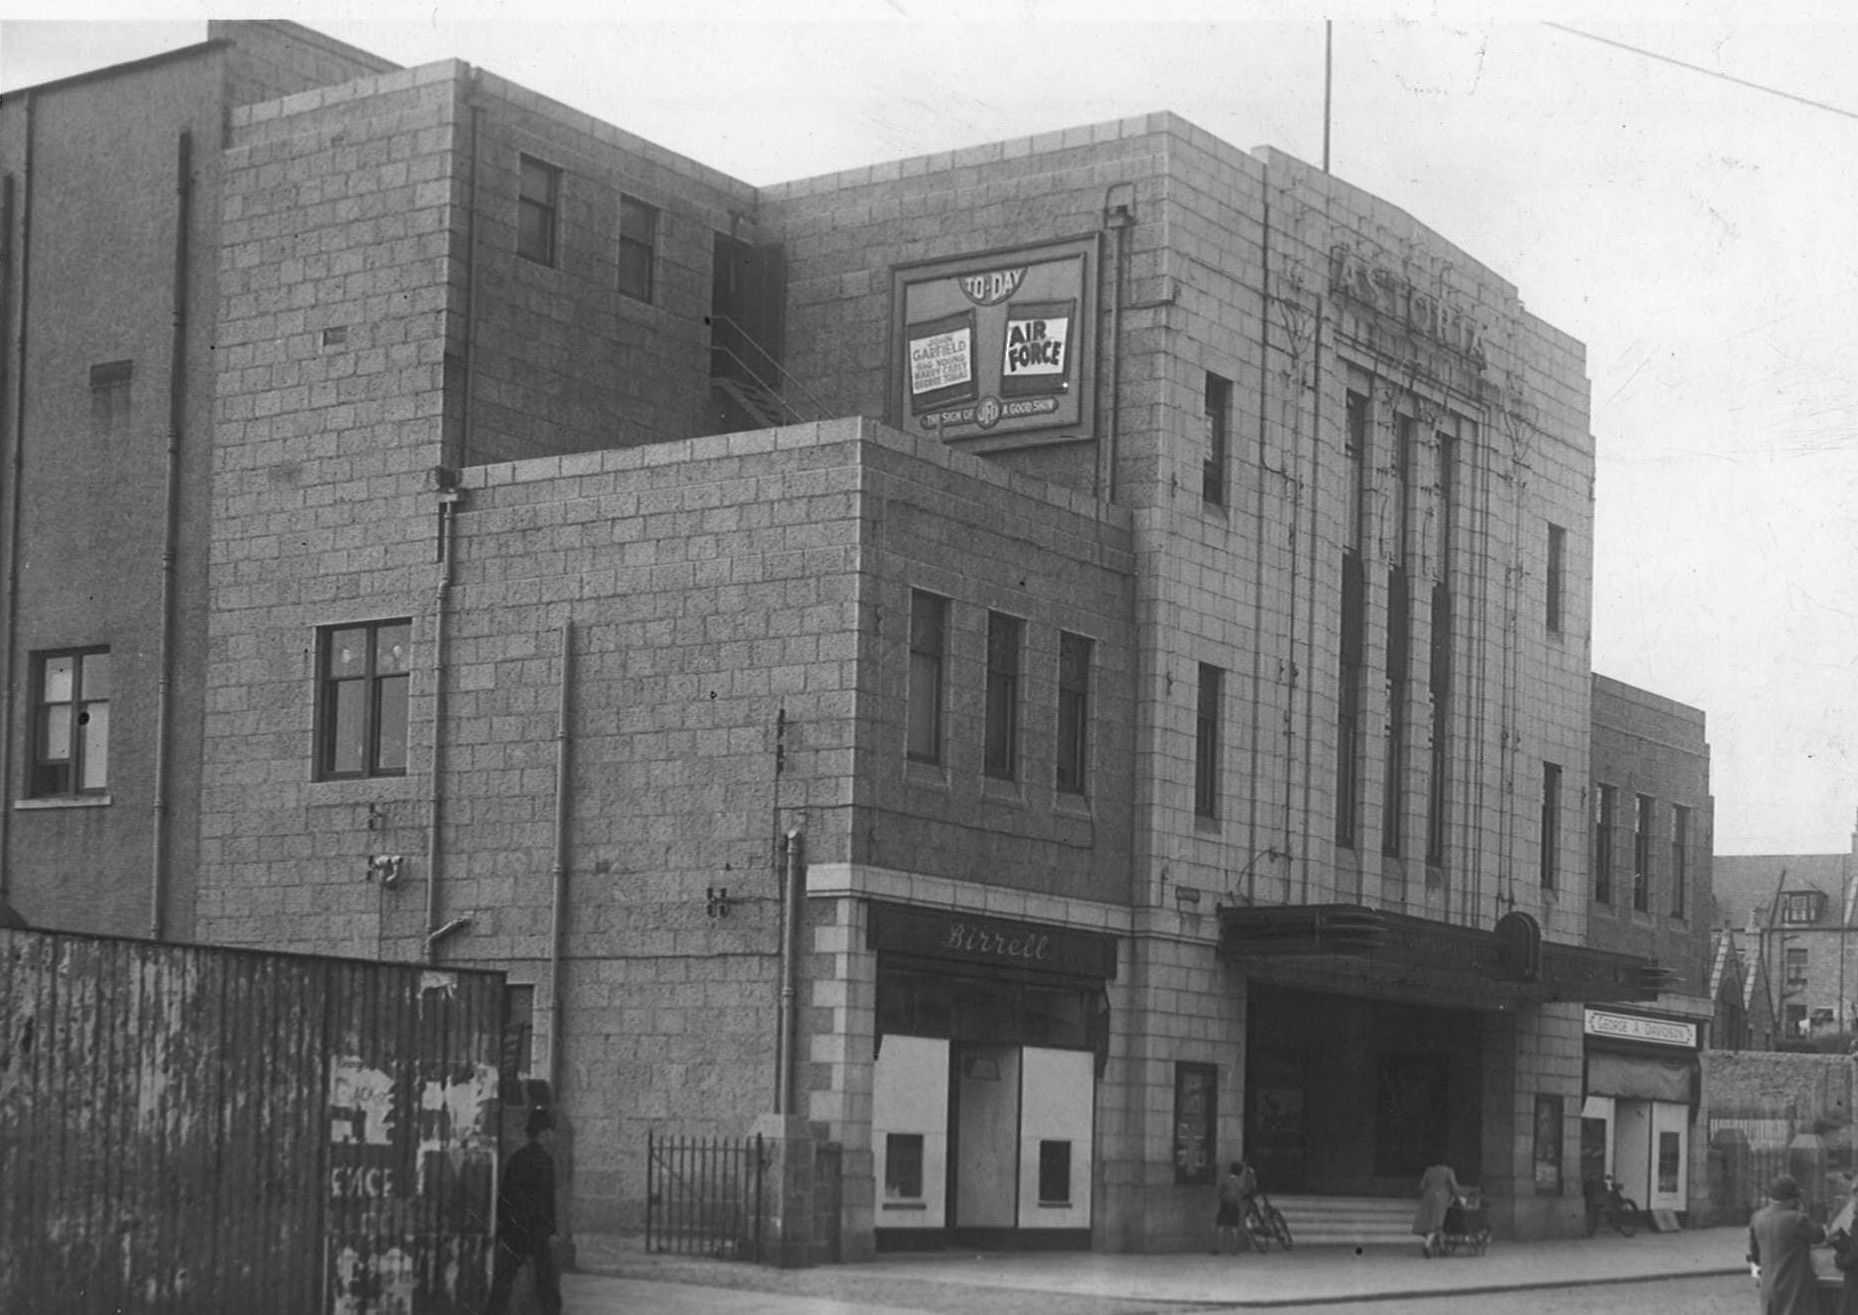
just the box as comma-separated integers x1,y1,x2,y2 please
548,621,572,1097
775,828,804,1115
1100,187,1133,505
150,130,192,941
424,489,459,961
425,73,479,961
1244,163,1272,903
0,93,35,900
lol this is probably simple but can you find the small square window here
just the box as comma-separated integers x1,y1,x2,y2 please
316,620,412,780
30,647,110,796
619,195,658,302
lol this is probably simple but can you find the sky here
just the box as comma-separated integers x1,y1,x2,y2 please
4,2,1858,856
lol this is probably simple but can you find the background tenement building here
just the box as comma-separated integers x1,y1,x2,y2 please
1,22,1717,1256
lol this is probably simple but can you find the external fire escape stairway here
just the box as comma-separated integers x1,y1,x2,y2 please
709,314,826,432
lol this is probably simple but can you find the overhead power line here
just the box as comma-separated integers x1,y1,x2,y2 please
1544,22,1858,124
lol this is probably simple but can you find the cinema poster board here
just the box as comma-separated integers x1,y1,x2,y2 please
891,236,1097,451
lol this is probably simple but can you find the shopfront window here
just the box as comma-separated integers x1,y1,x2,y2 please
1039,1140,1073,1204
1658,1131,1681,1194
877,967,1100,1053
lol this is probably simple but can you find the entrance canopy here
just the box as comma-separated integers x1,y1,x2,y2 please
1217,904,1675,1010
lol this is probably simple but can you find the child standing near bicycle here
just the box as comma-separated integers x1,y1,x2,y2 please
1215,1159,1259,1254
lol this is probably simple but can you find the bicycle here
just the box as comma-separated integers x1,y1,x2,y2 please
1584,1177,1639,1237
1243,1193,1294,1252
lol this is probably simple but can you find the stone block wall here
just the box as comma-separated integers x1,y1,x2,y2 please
1590,674,1716,992
456,68,755,464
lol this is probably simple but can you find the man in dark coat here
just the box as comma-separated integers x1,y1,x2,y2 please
486,1107,563,1315
1749,1173,1826,1315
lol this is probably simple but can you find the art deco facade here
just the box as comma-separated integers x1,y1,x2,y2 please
0,23,1714,1256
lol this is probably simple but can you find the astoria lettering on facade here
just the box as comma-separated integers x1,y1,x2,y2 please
1329,245,1487,365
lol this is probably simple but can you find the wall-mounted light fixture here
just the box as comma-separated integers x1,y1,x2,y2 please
368,854,404,887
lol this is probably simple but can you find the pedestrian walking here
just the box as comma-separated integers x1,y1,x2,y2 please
1829,1177,1858,1314
486,1106,564,1315
1214,1159,1257,1254
1412,1162,1460,1258
1748,1173,1826,1315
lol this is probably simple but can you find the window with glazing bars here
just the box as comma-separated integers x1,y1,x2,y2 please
1633,794,1654,912
1594,785,1616,904
1056,632,1092,795
1540,762,1561,890
984,611,1022,780
1671,805,1691,918
316,620,411,779
1195,663,1221,819
618,194,657,302
907,591,947,764
31,648,110,796
518,155,561,265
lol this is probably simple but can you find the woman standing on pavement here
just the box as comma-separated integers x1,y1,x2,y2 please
1412,1163,1460,1258
1748,1173,1826,1315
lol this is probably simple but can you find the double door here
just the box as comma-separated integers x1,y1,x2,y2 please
874,1035,1094,1239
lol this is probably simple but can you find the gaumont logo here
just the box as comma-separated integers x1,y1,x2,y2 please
942,921,1053,962
957,267,1027,306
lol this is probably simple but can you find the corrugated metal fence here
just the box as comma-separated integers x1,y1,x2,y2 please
646,1132,766,1260
0,928,504,1314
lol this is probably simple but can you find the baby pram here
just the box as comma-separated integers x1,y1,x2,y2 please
1435,1189,1491,1256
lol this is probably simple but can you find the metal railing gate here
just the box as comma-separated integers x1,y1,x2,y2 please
646,1132,767,1261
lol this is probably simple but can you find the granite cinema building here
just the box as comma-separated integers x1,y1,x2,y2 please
0,22,1710,1259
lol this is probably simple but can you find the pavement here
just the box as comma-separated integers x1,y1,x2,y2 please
538,1224,1753,1313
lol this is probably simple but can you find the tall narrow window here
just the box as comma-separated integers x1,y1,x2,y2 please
1540,762,1562,891
1383,418,1413,857
1425,430,1458,868
1633,794,1654,912
1671,804,1691,918
90,361,132,439
1336,385,1370,849
1344,388,1370,552
1195,663,1222,819
618,194,658,302
1594,784,1616,905
984,611,1022,780
1056,632,1092,796
1202,372,1231,505
31,648,110,796
517,155,561,266
1546,523,1567,634
906,591,947,764
316,620,412,779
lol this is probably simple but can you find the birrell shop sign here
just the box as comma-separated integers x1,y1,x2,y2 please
892,236,1097,449
1329,245,1487,366
867,900,1118,981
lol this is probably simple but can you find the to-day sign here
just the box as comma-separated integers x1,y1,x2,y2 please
892,238,1096,448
